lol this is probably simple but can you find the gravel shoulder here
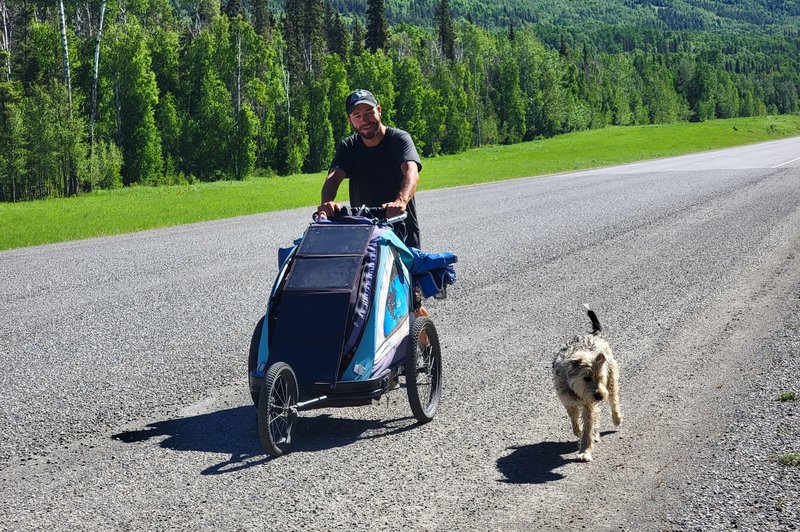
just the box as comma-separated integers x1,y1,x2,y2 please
667,283,800,531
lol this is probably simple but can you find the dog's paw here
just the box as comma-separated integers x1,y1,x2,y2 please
577,451,593,462
612,412,623,426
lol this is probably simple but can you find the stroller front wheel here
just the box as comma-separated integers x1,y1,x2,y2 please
405,317,442,423
258,362,299,457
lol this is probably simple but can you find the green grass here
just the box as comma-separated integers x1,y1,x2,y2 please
2,115,800,251
777,391,798,402
770,453,800,467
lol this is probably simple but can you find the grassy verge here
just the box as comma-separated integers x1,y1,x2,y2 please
770,453,800,467
777,391,798,402
2,115,800,251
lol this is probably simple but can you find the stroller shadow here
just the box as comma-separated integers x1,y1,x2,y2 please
112,406,417,475
497,431,618,484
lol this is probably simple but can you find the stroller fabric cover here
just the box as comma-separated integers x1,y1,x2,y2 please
258,216,457,390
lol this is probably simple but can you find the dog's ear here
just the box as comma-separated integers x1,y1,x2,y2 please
594,352,606,365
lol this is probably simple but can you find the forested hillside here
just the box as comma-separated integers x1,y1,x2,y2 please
308,0,800,34
1,0,799,202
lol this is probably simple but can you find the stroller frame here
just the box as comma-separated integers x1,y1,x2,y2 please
247,209,445,457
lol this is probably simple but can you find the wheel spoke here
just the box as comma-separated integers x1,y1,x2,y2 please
275,379,287,405
268,377,294,443
415,346,432,403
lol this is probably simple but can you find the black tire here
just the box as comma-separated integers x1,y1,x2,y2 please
257,362,299,457
404,317,442,423
248,316,265,405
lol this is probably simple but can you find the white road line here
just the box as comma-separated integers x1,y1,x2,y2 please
772,155,800,168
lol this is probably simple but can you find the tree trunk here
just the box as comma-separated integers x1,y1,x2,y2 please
58,0,78,196
278,43,291,134
234,27,242,178
89,1,106,158
1,0,10,82
114,73,121,146
236,28,242,114
58,0,73,115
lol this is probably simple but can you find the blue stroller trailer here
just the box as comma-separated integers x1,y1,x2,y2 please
248,207,457,457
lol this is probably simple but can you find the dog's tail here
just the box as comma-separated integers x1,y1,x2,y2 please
583,303,602,334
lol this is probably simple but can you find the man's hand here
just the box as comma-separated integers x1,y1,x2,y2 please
317,201,342,219
382,199,407,219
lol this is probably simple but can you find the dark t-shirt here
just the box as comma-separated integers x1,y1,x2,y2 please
330,127,423,248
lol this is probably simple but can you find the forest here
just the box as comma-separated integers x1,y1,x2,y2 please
0,0,799,202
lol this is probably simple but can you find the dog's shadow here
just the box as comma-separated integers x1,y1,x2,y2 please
497,431,617,484
112,406,417,475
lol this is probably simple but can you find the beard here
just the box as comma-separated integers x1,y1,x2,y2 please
359,121,379,139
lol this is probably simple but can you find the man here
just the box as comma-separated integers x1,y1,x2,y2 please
317,89,423,249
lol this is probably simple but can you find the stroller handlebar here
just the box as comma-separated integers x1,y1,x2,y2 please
313,205,408,226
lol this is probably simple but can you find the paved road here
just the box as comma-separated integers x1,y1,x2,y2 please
1,137,799,530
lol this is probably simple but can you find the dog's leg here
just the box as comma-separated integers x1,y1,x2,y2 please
577,404,598,462
566,405,582,437
608,360,623,426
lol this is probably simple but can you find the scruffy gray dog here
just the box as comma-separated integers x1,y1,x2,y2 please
552,305,623,462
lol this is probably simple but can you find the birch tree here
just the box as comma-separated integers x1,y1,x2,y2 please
89,0,106,156
1,0,10,82
57,0,73,113
58,0,79,195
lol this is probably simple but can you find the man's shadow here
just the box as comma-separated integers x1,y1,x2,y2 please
497,431,617,484
112,406,417,475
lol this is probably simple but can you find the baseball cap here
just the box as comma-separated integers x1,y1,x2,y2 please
345,89,378,114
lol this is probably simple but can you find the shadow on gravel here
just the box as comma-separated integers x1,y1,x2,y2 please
496,441,579,484
290,412,418,453
112,406,267,474
112,407,417,475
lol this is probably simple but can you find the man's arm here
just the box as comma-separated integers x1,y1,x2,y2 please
318,167,346,218
382,161,419,218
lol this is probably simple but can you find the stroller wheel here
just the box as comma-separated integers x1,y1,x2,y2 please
405,317,442,423
258,362,299,457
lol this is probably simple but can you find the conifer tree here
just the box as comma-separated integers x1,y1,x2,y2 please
365,0,388,52
253,0,273,36
224,0,241,18
436,0,455,60
326,11,349,59
282,0,304,81
352,18,366,56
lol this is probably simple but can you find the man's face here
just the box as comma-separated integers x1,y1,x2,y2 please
348,103,382,139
